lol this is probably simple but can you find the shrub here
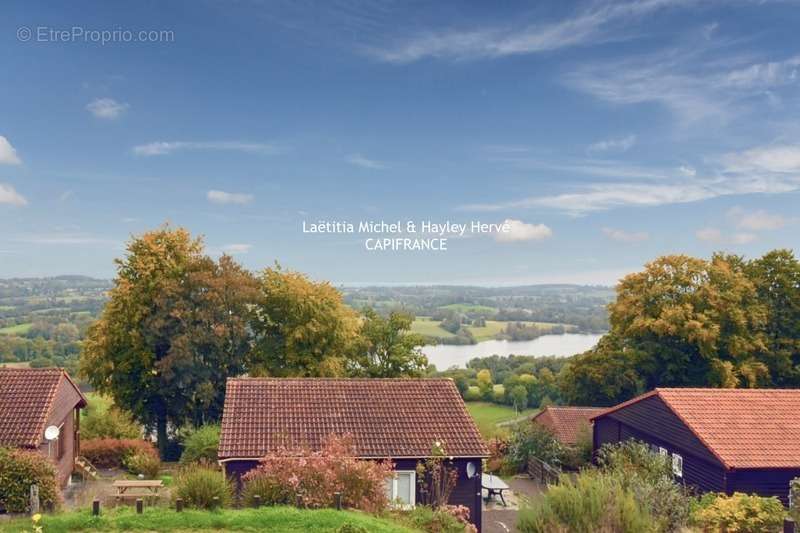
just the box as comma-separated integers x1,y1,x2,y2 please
506,421,564,470
399,505,476,533
560,423,592,471
82,404,140,440
691,492,785,533
180,425,220,464
0,447,60,513
241,435,392,513
596,440,672,485
792,478,800,519
173,464,232,509
81,438,158,468
517,470,653,533
463,386,481,401
123,452,161,478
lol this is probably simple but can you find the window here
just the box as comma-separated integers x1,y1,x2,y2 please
658,446,668,457
672,453,683,477
385,471,416,508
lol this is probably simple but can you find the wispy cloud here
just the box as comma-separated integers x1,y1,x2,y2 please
221,243,253,254
0,136,21,165
369,0,690,63
696,227,722,242
461,142,800,214
207,189,254,205
494,219,552,242
602,227,648,242
728,207,791,231
346,153,387,169
86,98,129,119
15,232,118,245
587,134,637,153
133,141,281,157
0,183,27,206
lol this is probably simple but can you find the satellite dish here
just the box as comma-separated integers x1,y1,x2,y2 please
466,461,477,479
44,425,60,441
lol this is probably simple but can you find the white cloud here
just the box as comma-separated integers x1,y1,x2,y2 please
587,134,637,153
494,219,552,242
221,243,253,255
0,183,27,206
0,136,21,165
133,141,280,157
207,189,254,205
728,207,789,231
16,233,117,245
86,98,129,119
370,0,690,63
731,232,756,244
602,227,648,242
721,144,800,174
678,165,696,177
696,227,722,242
346,154,387,169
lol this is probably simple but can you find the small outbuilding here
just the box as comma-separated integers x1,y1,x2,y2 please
0,368,87,487
592,388,800,503
532,406,605,447
218,378,489,531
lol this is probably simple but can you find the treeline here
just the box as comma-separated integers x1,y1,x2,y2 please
560,250,800,406
80,225,429,457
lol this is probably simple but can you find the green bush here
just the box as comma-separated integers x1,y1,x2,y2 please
463,386,481,401
123,452,161,478
173,464,232,509
518,470,653,533
0,447,60,513
241,474,289,508
81,438,158,468
82,404,140,440
507,421,564,469
691,492,785,533
397,505,473,533
596,440,672,484
180,425,220,464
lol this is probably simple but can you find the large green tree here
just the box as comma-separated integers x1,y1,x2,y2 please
352,308,427,377
80,227,258,456
250,266,361,377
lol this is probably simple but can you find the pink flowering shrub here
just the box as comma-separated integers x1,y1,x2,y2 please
241,435,393,513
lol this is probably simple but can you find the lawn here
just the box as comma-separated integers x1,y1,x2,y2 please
0,323,32,335
0,506,420,533
466,401,538,439
409,317,456,338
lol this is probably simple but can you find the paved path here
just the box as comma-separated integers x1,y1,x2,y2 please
482,475,544,533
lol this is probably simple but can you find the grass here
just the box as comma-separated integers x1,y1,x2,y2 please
466,401,538,439
408,317,456,338
0,506,421,533
0,323,32,335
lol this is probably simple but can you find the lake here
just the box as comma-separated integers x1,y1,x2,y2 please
422,333,604,369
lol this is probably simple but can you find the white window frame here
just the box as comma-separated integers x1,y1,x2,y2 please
658,446,668,457
672,453,683,478
386,470,416,509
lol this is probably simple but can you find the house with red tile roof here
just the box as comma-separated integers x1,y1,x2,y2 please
592,388,800,503
532,406,605,447
0,368,87,487
219,378,489,530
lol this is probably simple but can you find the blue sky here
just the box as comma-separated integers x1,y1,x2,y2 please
1,0,800,285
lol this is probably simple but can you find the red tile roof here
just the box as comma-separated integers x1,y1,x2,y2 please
0,368,86,448
532,406,605,446
594,388,800,469
218,378,489,460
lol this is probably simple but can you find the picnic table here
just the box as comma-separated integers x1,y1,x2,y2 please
481,473,510,507
113,480,163,503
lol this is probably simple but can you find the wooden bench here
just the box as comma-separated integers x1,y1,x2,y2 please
113,480,163,504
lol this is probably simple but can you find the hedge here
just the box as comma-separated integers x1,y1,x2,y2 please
0,447,60,513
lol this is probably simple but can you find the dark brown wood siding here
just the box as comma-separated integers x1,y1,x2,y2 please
593,396,727,494
224,457,483,532
727,469,800,505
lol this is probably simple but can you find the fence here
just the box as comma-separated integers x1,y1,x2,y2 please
527,456,560,486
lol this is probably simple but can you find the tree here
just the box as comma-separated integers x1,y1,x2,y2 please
511,385,528,413
353,308,428,377
80,226,258,456
250,266,360,377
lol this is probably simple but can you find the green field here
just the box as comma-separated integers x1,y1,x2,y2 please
465,401,538,439
0,506,419,533
409,317,456,338
438,303,498,314
0,323,32,335
0,305,14,311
